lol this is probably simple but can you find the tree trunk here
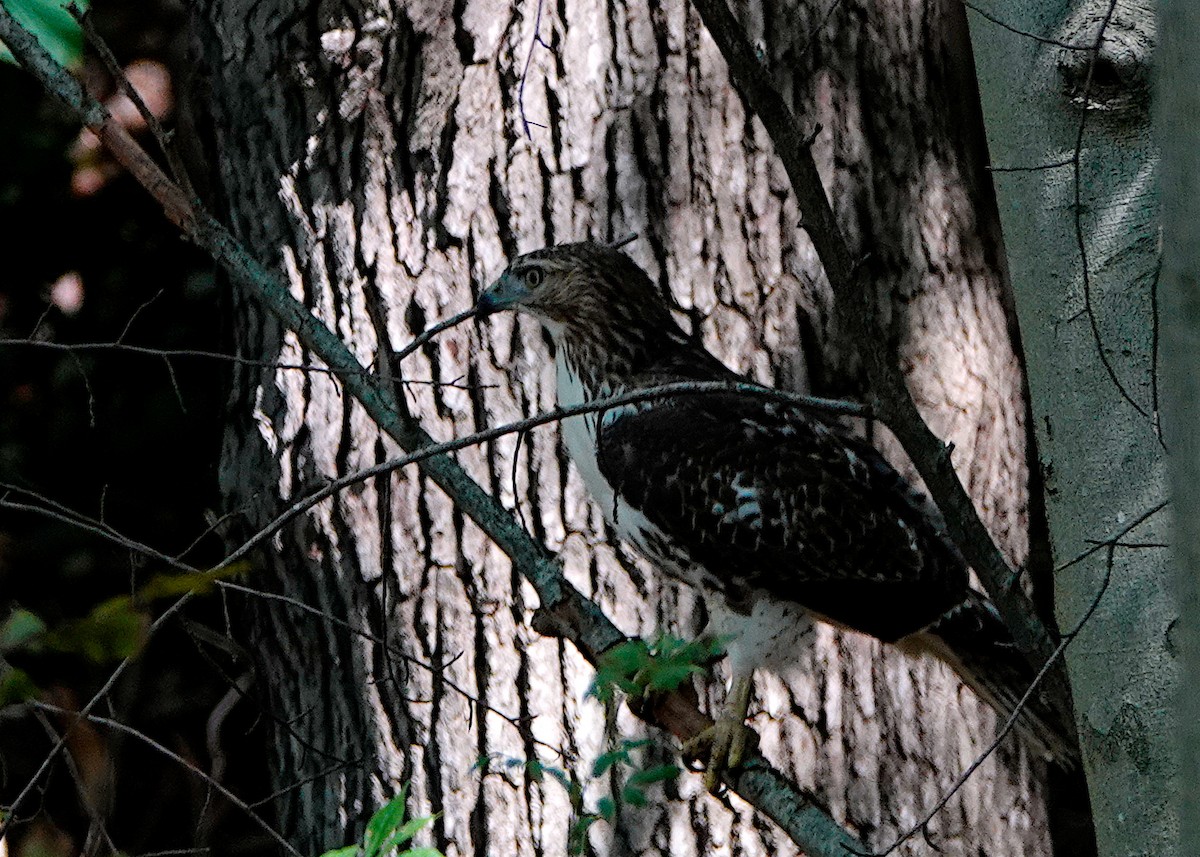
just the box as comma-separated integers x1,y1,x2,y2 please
970,2,1172,856
1158,0,1199,853
197,0,1051,853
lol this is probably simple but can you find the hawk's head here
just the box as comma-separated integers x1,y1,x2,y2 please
476,242,678,342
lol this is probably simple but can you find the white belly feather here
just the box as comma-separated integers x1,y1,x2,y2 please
555,353,657,553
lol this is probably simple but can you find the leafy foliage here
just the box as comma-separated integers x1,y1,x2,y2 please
479,634,723,850
567,739,681,853
318,785,444,857
0,562,250,705
477,745,680,855
589,633,727,703
552,634,731,851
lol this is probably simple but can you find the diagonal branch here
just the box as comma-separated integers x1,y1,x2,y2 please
0,6,865,854
688,0,1064,687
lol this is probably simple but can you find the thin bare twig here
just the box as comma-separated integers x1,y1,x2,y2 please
518,0,551,137
246,758,367,810
65,347,97,427
987,158,1074,173
70,2,194,196
116,288,164,344
0,591,196,840
1070,0,1160,436
2,477,561,758
1054,498,1167,574
33,709,121,855
30,702,300,857
215,580,562,755
962,1,1091,51
1149,255,1163,442
867,498,1165,854
0,336,486,392
217,379,866,575
511,427,531,533
794,0,845,65
392,307,477,362
1,482,186,570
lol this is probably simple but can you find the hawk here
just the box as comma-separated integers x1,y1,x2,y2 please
478,241,1073,785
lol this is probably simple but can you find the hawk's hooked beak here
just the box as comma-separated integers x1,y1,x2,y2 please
476,272,530,318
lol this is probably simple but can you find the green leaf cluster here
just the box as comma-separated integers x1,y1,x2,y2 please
568,739,681,853
479,740,681,855
319,785,444,857
0,600,145,705
589,633,727,703
0,562,250,706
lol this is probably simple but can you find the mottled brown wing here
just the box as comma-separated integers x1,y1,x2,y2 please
596,394,969,641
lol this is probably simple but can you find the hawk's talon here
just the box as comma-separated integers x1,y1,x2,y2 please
682,674,756,793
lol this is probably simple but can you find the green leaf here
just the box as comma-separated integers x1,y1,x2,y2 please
320,783,443,857
363,789,409,857
596,797,616,820
135,562,250,602
621,785,648,807
471,754,493,772
1,608,47,653
541,765,575,795
0,0,89,67
568,815,600,855
380,813,436,852
645,661,702,692
592,747,631,777
316,847,360,857
44,597,147,663
652,633,726,666
627,765,681,786
590,634,729,702
603,640,651,673
589,639,652,701
0,667,41,706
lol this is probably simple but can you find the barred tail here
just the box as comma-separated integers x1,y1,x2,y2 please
904,590,1080,768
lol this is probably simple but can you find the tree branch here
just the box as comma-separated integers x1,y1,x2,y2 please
31,702,301,857
0,7,865,854
688,0,1064,683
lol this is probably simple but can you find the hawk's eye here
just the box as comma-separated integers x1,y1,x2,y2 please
525,268,544,288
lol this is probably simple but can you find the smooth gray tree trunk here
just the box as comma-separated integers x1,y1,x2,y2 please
1158,0,1200,852
198,0,1052,853
970,2,1173,855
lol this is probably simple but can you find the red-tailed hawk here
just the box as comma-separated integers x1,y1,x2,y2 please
478,241,1072,785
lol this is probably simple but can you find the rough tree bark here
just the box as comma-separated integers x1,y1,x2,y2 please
970,2,1172,856
197,0,1052,853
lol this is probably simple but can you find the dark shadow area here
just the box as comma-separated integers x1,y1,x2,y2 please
0,3,274,854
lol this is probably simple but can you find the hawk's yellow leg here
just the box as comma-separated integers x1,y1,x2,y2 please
683,673,756,792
